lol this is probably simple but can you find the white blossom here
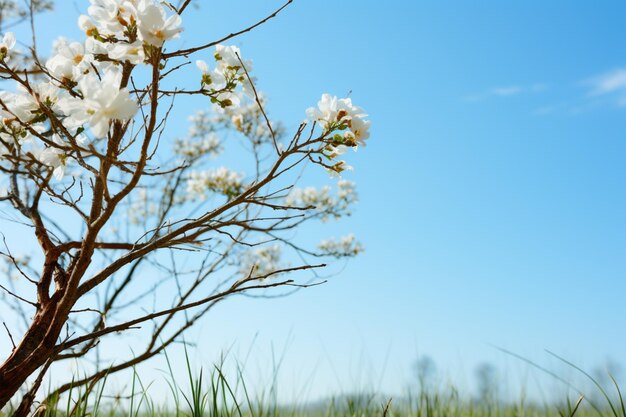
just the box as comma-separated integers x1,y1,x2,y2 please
307,93,371,147
197,45,254,108
128,188,158,224
326,160,353,177
219,95,281,142
137,0,182,46
59,69,137,137
29,81,64,110
286,180,357,221
306,93,340,127
318,234,363,257
87,0,122,32
84,0,138,36
0,90,39,124
196,59,209,75
174,133,221,159
80,0,182,48
107,40,146,64
78,15,97,35
186,167,244,199
0,32,16,61
214,45,243,69
239,244,284,278
46,39,93,81
215,45,254,97
36,135,69,180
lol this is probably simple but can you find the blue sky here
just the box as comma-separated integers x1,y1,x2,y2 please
3,0,626,403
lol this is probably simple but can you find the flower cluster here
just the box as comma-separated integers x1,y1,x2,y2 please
186,167,244,200
127,188,159,225
307,94,371,176
0,0,191,182
196,45,253,108
239,244,284,278
0,75,133,179
174,134,221,160
0,84,80,180
175,112,222,160
318,234,364,257
0,0,52,23
221,95,284,145
79,0,183,48
286,180,358,222
59,69,138,138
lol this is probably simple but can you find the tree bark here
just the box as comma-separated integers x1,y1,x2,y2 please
0,298,65,411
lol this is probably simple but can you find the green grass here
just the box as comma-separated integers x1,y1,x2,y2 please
2,350,625,417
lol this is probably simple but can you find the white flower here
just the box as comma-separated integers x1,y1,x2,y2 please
318,234,363,257
128,188,158,224
87,0,118,25
46,40,93,81
196,45,255,109
0,90,38,124
306,93,339,127
239,244,284,278
337,180,357,201
36,135,68,180
196,59,214,87
16,81,65,119
198,59,232,86
84,36,112,57
214,45,250,71
59,69,137,137
186,167,244,199
83,0,145,38
347,111,371,146
175,134,221,159
186,110,214,137
286,180,357,222
214,90,241,108
137,1,182,46
214,44,239,67
307,93,371,147
78,15,97,35
215,44,254,97
107,41,146,65
327,160,353,177
196,59,209,74
0,32,16,61
87,0,127,35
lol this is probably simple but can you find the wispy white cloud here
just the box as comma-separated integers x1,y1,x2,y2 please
587,68,626,106
490,86,524,96
464,83,547,102
467,69,626,114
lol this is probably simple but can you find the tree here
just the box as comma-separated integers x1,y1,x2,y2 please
0,0,371,414
413,355,437,393
474,362,499,407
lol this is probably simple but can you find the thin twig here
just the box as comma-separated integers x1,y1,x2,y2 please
164,0,293,58
2,322,16,351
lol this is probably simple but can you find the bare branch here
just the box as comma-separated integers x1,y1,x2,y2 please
164,1,293,59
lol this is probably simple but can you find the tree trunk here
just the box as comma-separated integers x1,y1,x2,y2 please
0,300,64,412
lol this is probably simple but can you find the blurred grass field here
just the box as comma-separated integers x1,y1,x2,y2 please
3,348,623,417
